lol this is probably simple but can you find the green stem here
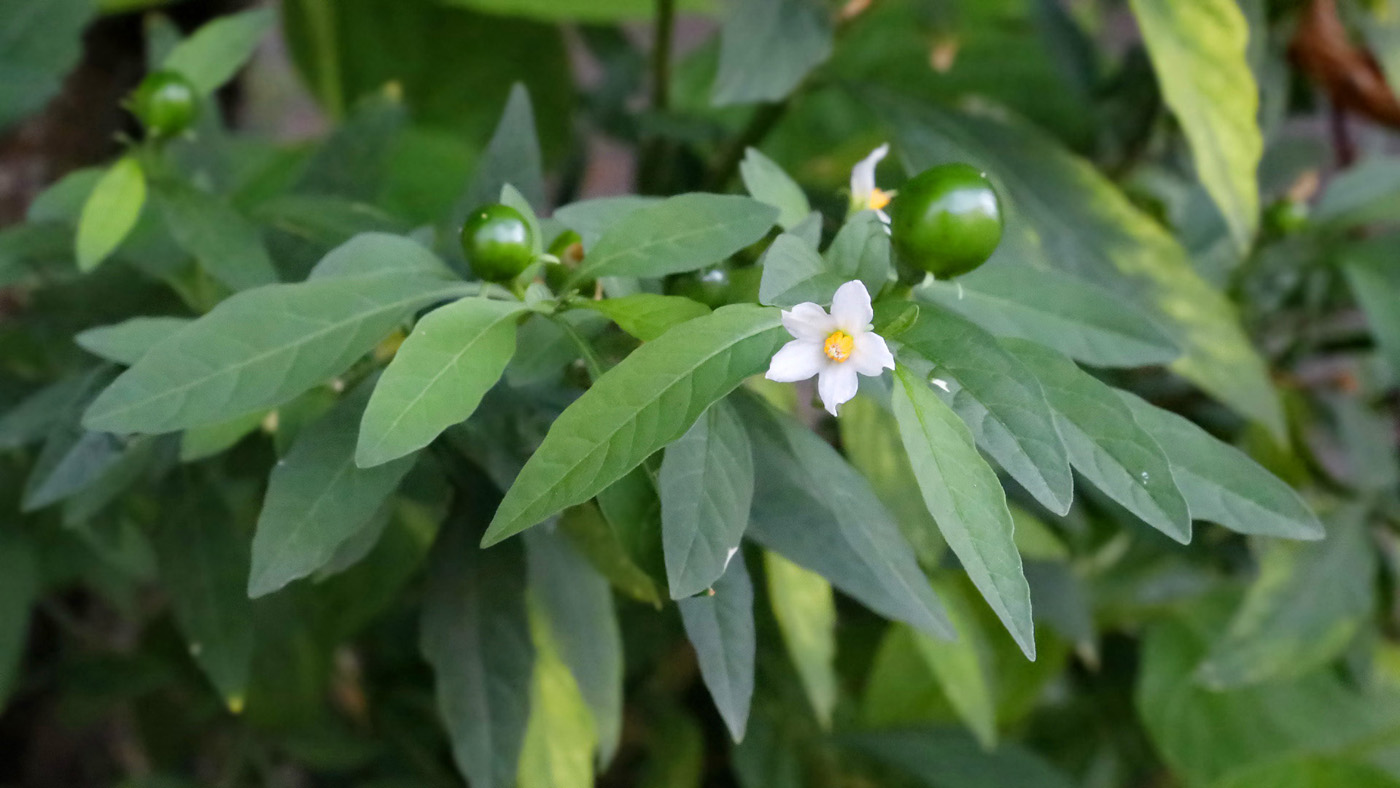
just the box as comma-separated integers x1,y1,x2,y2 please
704,97,792,190
651,0,675,114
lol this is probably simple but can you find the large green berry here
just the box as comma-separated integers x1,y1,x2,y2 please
460,204,535,283
132,70,200,139
889,163,1004,278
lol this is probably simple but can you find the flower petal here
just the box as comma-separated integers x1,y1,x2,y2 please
817,364,860,416
780,302,833,342
851,331,896,376
766,339,826,383
830,280,874,333
849,143,889,203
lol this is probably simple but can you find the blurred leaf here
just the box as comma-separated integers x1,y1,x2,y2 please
1342,236,1400,377
518,602,596,788
439,0,711,21
910,578,998,749
294,95,407,203
579,295,711,342
75,317,190,366
596,465,667,589
918,266,1180,368
456,84,545,224
248,377,417,597
153,489,255,712
678,551,755,742
0,370,109,452
77,157,147,272
84,234,465,434
737,393,954,639
1197,506,1374,688
660,399,753,598
179,410,264,461
0,0,92,132
740,147,811,230
1005,339,1191,543
554,196,660,248
844,728,1077,788
153,177,278,291
357,298,524,468
0,528,37,710
764,551,837,726
900,303,1072,517
559,502,664,607
1118,391,1324,540
1314,157,1400,227
887,103,1283,438
712,0,832,105
640,710,706,788
483,305,785,545
22,430,126,511
1129,0,1261,249
574,195,777,281
422,511,534,788
1211,757,1400,788
162,8,275,95
891,363,1035,660
525,527,624,765
281,0,571,155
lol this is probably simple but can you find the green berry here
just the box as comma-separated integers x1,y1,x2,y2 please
132,70,200,139
460,204,535,283
889,163,1004,278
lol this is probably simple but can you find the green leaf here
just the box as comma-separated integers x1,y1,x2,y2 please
162,8,275,95
153,490,255,712
248,378,418,597
1128,0,1261,250
737,394,954,639
886,102,1283,438
1342,237,1400,378
712,0,832,106
294,95,407,203
482,305,785,545
1197,506,1373,689
357,298,525,468
573,195,777,282
1117,391,1323,540
891,364,1035,660
909,578,999,749
758,232,835,308
77,157,146,272
595,466,667,597
0,370,108,452
422,513,534,788
0,0,92,132
764,551,837,727
1314,158,1400,228
22,430,127,512
578,295,711,342
524,528,624,765
898,303,1073,517
845,728,1078,788
558,502,664,607
76,317,191,366
739,148,811,230
554,196,660,248
439,0,711,21
518,601,596,788
180,410,265,462
84,234,464,434
823,211,890,294
1211,757,1400,788
1005,339,1191,543
153,177,279,291
659,400,754,599
677,551,755,742
457,84,545,222
0,528,38,710
917,266,1180,368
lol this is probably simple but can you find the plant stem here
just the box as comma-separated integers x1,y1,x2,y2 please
651,0,675,114
704,97,793,190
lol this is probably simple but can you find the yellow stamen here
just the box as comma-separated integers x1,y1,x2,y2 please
824,330,855,362
868,188,892,212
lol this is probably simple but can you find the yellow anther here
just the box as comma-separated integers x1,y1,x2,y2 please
868,188,892,212
824,330,855,362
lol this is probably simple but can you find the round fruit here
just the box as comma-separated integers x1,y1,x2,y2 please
547,229,584,265
460,204,535,283
889,163,1004,278
132,70,200,139
1264,197,1309,236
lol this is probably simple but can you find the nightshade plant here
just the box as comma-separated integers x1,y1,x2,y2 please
3,1,1400,787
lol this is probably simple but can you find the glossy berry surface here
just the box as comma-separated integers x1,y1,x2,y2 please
133,70,200,139
889,163,1004,278
460,204,535,283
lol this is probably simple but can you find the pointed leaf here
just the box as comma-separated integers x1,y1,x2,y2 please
740,147,810,230
153,177,278,291
573,195,777,282
578,294,711,342
558,502,664,607
1342,237,1400,378
483,305,785,545
678,551,755,742
422,514,534,788
457,83,545,215
909,578,999,749
553,196,659,248
76,317,191,366
898,303,1072,516
1117,391,1323,540
518,601,596,788
736,394,953,639
764,551,837,726
163,8,275,95
357,298,525,468
891,364,1035,659
248,378,417,597
76,156,145,272
84,234,463,434
1004,340,1191,542
712,0,832,105
660,399,754,598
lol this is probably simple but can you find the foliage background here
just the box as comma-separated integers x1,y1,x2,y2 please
2,0,1400,786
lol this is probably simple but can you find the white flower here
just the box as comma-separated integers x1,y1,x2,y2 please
765,280,896,417
849,143,894,223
